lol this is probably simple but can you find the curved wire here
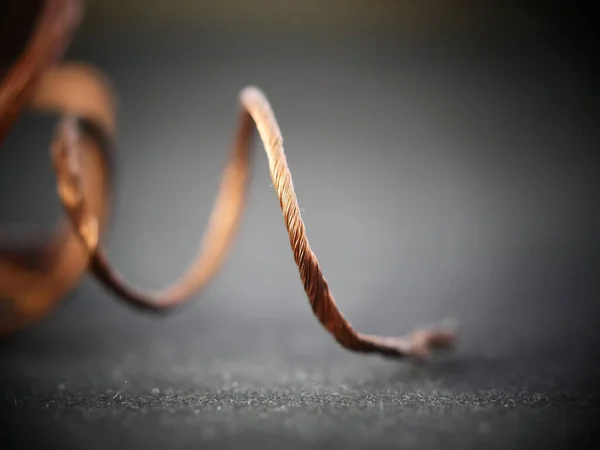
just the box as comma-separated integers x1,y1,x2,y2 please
0,0,116,335
0,63,115,336
55,86,457,360
1,0,458,359
0,0,83,142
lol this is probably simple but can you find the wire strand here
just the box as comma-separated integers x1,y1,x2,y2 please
55,85,457,360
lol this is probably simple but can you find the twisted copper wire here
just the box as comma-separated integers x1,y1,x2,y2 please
2,0,458,359
56,86,457,359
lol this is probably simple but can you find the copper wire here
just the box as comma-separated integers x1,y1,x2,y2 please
1,0,457,359
0,0,113,335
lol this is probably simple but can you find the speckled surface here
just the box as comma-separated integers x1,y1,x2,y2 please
2,307,599,449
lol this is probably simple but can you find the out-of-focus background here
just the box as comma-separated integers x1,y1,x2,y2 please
1,1,598,449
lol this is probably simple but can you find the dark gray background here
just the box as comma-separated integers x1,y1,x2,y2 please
1,1,599,448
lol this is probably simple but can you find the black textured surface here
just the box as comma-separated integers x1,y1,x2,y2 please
2,322,599,449
1,11,599,450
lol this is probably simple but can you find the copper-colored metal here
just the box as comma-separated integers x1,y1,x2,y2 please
55,87,456,360
0,0,114,335
1,0,457,360
0,0,84,142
